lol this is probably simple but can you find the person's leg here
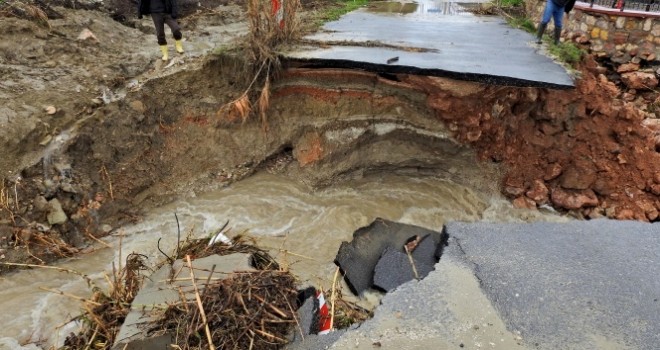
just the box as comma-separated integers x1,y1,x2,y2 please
152,13,169,60
552,5,564,44
541,0,555,25
537,1,555,43
164,15,184,54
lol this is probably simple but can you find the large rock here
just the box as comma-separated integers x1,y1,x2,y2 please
550,188,599,210
621,72,659,90
559,162,596,190
525,179,549,203
46,198,67,225
334,219,445,295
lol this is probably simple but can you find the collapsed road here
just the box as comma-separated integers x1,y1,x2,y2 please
1,0,659,349
285,3,574,88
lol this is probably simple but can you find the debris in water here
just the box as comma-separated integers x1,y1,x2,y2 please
44,105,57,115
317,291,332,334
334,218,445,295
154,260,297,349
61,253,147,350
208,220,233,246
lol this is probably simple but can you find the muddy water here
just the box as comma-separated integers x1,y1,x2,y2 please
0,172,565,349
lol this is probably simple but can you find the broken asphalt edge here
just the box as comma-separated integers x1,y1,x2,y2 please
334,218,448,295
282,57,575,89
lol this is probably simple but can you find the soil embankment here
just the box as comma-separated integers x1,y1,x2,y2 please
1,1,659,272
417,57,660,221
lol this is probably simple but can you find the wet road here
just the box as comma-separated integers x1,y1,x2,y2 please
285,1,574,88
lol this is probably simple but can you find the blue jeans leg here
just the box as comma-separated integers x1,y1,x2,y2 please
541,0,564,27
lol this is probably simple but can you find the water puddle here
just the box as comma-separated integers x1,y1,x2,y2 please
0,172,565,348
366,0,491,16
367,2,420,14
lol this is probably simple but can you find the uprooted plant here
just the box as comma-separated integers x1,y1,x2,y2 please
218,0,301,131
58,252,149,350
0,180,17,226
155,267,299,349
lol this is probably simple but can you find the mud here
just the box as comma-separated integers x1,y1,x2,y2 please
1,0,659,273
0,2,248,270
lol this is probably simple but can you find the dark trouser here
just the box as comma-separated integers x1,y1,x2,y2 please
151,13,182,45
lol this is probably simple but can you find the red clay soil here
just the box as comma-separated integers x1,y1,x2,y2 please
426,56,660,221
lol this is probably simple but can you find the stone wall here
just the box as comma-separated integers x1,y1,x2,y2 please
529,0,660,64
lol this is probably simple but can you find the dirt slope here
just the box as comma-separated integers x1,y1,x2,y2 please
0,2,248,270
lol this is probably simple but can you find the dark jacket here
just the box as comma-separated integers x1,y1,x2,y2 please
138,0,179,18
551,0,577,13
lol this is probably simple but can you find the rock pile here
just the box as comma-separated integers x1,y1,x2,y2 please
415,54,660,222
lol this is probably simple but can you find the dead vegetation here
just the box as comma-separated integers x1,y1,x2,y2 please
150,231,299,349
0,0,51,27
16,229,80,263
0,181,17,226
0,179,79,265
323,268,372,331
49,225,371,350
0,0,103,24
155,269,298,349
51,225,296,350
218,0,301,131
168,228,281,270
59,252,148,350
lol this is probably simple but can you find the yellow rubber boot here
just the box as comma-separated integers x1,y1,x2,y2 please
160,45,169,61
175,40,184,54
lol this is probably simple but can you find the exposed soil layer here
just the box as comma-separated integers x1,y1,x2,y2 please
279,62,660,221
1,3,659,273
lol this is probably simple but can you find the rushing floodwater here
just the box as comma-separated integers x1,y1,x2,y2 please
0,172,566,349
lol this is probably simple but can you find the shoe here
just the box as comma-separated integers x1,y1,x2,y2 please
175,40,184,54
536,23,547,44
160,45,169,61
554,26,562,45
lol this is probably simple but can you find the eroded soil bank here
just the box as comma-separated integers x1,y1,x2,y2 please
1,1,660,272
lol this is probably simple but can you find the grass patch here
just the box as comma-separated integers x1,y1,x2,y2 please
548,40,585,65
323,0,369,22
508,16,536,33
497,0,524,7
211,45,231,56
